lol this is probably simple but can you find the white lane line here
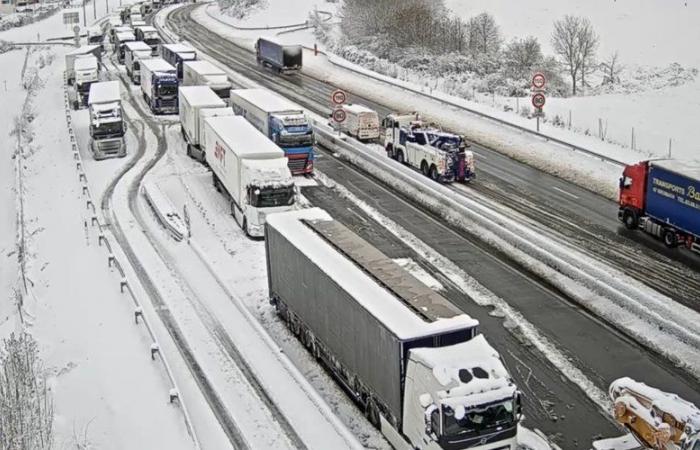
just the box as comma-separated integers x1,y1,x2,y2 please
552,186,580,200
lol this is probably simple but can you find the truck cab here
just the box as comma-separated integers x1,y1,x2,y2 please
134,26,160,55
403,335,520,450
241,159,297,236
617,161,648,229
268,112,314,173
71,56,99,109
86,26,104,50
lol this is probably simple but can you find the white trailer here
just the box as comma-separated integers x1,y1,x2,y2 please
182,60,231,100
114,31,135,64
124,41,152,84
204,116,295,237
140,58,179,114
178,86,229,161
134,25,160,55
337,103,379,141
70,56,99,110
109,25,132,44
65,45,101,84
88,81,127,159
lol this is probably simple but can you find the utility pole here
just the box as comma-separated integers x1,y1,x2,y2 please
82,0,86,27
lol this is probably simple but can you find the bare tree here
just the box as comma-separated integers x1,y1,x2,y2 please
0,333,53,450
466,12,502,55
503,36,543,80
600,51,623,85
551,15,584,95
577,17,599,91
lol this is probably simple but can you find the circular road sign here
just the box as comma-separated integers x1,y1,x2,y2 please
332,108,347,123
532,93,546,109
331,89,347,105
532,72,546,89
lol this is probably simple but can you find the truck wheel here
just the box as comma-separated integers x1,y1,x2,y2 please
242,218,250,237
396,150,405,164
366,399,381,429
622,209,639,230
385,144,394,159
663,229,679,248
429,165,439,181
421,161,429,176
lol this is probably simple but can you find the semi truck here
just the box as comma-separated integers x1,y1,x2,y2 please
229,88,314,175
160,43,196,79
140,58,178,114
109,25,131,44
204,116,296,237
69,56,99,110
88,81,127,159
65,45,101,85
114,30,135,64
86,25,104,50
618,159,700,253
383,113,475,183
134,25,160,55
178,86,232,161
265,208,522,450
124,41,152,84
335,103,380,141
182,60,231,100
255,37,302,74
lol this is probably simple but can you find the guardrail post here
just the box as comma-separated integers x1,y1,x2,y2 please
169,388,179,404
107,252,115,267
150,343,160,360
120,276,128,293
134,306,143,324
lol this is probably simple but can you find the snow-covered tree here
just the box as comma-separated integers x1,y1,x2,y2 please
599,51,623,85
503,36,543,80
466,12,502,55
551,15,598,95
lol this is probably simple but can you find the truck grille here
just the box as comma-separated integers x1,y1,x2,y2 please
287,155,308,174
93,139,125,159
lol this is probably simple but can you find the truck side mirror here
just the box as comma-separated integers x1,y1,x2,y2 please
423,403,438,438
619,177,625,189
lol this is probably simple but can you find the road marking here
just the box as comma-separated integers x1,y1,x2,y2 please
552,186,579,200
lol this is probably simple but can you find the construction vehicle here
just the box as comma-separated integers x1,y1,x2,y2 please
594,377,700,450
383,113,475,183
618,160,700,253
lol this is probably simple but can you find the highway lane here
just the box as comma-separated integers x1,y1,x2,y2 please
166,6,700,312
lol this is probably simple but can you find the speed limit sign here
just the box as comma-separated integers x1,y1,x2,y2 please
332,108,347,123
331,89,347,106
532,93,546,109
532,72,546,89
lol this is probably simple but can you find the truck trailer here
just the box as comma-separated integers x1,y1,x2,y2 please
619,159,700,253
124,41,152,84
88,81,127,160
114,30,135,64
140,58,178,115
265,208,522,450
109,25,131,44
179,86,232,161
160,43,196,79
255,37,302,74
134,25,160,55
86,25,104,50
229,88,314,175
204,116,296,237
182,60,231,100
70,56,99,110
383,113,475,183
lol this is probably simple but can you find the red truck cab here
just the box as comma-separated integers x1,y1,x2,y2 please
618,161,649,229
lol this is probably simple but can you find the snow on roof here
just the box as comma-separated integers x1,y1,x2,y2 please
88,81,121,105
343,104,376,115
115,31,135,41
74,56,97,70
162,43,196,54
206,116,285,159
610,377,700,430
412,334,515,407
135,25,156,32
651,159,700,181
243,158,293,188
258,35,300,48
125,41,151,52
87,25,103,35
184,60,225,76
232,88,303,114
66,44,101,56
112,26,132,33
140,58,176,73
266,208,479,340
179,86,226,107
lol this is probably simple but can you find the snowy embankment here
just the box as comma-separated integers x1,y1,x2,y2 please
191,4,623,199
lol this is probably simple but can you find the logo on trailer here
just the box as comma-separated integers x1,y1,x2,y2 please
214,141,226,166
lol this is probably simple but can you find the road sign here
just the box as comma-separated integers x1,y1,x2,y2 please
532,93,546,109
331,89,346,106
332,108,346,123
63,11,80,24
532,72,546,89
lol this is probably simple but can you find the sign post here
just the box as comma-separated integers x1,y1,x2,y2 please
531,72,546,133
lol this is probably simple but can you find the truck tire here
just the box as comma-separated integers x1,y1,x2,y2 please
366,399,381,429
429,165,439,181
396,150,405,164
663,229,679,248
421,161,429,176
622,209,639,230
385,144,394,159
242,218,250,238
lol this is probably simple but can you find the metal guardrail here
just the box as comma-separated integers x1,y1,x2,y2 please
203,4,332,31
61,71,201,450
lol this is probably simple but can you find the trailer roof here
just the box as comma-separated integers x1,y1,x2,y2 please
231,88,302,114
267,209,479,340
88,81,121,105
66,44,101,56
258,36,300,48
140,58,176,72
651,159,700,181
179,86,225,107
125,41,151,52
135,25,157,33
183,60,225,76
206,116,285,159
162,43,196,54
342,104,376,114
115,31,135,41
112,26,132,33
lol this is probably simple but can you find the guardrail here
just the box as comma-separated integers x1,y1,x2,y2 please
61,71,201,450
142,181,187,241
203,4,332,31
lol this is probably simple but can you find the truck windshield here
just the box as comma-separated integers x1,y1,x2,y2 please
157,83,178,98
92,120,124,138
249,186,295,208
278,126,314,148
441,400,515,438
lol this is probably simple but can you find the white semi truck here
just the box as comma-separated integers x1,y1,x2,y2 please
69,55,99,110
182,60,231,100
65,44,101,85
88,81,127,159
178,86,232,161
114,30,135,64
134,25,160,55
204,116,296,237
124,41,152,84
265,208,522,450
